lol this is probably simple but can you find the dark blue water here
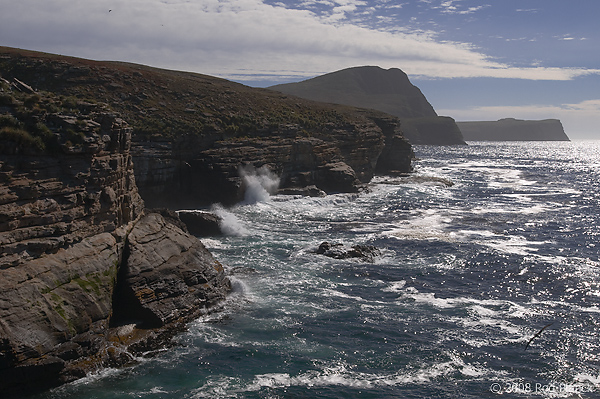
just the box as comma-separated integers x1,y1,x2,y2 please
38,141,600,398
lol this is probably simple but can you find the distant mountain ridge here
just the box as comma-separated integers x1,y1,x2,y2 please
457,118,570,141
270,66,465,145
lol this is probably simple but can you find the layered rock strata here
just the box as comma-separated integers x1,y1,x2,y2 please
0,100,230,394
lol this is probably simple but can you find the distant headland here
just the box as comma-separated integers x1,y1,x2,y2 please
270,66,466,145
457,118,570,141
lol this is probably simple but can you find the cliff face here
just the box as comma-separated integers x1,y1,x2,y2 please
0,78,230,394
0,48,414,208
269,66,466,145
457,118,570,141
132,108,402,207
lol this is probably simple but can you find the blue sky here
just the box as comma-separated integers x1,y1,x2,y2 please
1,0,598,138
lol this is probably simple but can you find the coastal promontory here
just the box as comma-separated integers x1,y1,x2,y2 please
457,118,570,141
270,66,466,145
0,48,414,209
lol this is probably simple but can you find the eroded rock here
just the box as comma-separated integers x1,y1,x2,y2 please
111,213,230,328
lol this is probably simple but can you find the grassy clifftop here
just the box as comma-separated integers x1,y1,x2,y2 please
0,47,387,143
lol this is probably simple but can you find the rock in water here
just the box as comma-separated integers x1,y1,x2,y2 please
111,213,230,328
178,210,223,237
316,242,381,262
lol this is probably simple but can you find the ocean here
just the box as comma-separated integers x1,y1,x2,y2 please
35,141,600,398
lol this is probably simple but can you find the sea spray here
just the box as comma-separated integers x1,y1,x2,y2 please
239,165,280,204
211,204,249,236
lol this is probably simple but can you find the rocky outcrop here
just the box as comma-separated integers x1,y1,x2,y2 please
0,114,143,268
0,212,230,395
178,210,222,237
269,66,466,145
0,80,230,394
457,118,570,141
315,241,381,262
111,213,230,328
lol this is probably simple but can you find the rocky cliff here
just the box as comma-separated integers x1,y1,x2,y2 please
0,47,415,394
269,66,466,145
0,48,414,208
0,78,230,395
457,118,570,141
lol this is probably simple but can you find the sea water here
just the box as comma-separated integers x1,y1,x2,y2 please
36,141,600,398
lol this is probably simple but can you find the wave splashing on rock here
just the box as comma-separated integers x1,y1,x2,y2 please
240,165,280,204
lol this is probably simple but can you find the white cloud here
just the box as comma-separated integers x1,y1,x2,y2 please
0,0,598,85
438,100,600,139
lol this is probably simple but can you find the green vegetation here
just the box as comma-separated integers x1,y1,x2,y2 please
0,82,103,154
0,47,383,147
0,126,45,151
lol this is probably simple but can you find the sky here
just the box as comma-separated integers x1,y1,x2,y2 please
1,0,599,138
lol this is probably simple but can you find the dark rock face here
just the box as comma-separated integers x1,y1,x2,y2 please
269,66,466,145
400,116,466,145
111,213,230,328
372,115,414,174
177,210,222,237
132,111,396,206
457,118,570,141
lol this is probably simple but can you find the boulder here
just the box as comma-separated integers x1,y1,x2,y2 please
315,162,362,194
278,185,326,197
178,210,222,237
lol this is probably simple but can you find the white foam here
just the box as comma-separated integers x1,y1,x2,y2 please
382,280,407,292
384,209,453,241
211,204,249,236
239,165,279,204
244,358,479,392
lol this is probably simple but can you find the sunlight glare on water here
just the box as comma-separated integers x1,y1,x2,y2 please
37,141,600,399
